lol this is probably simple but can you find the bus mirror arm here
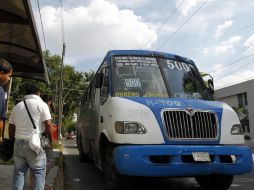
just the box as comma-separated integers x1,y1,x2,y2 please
207,79,214,95
95,73,104,88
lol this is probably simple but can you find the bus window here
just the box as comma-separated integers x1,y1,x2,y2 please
101,67,109,104
90,79,95,98
82,86,90,103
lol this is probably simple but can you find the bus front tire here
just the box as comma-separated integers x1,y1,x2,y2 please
104,145,131,190
195,174,234,190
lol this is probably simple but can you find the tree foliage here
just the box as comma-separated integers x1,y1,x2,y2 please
10,50,95,123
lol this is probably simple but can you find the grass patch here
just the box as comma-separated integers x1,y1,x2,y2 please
52,141,63,151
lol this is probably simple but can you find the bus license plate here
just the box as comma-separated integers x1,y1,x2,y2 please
192,152,211,162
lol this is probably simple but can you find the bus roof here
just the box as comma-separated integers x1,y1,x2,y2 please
105,50,195,65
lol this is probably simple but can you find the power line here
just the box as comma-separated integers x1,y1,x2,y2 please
142,0,185,49
190,21,254,55
209,53,254,74
215,75,254,90
215,59,254,82
156,0,208,50
36,0,47,51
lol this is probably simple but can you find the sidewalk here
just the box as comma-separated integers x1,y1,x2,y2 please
0,149,61,190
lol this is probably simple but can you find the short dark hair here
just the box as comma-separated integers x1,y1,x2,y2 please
24,84,40,95
42,94,52,102
0,58,13,73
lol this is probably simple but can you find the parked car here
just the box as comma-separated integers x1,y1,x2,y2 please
67,132,76,140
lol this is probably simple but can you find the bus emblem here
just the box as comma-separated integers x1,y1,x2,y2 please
186,105,195,116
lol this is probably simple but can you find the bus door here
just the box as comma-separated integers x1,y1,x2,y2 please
93,63,109,162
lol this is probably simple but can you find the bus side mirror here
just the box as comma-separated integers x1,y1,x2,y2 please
201,72,214,95
207,79,214,94
95,73,103,88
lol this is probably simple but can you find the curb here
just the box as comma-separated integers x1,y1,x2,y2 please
53,151,64,190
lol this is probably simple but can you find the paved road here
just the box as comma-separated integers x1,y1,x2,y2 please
62,139,254,190
63,139,105,190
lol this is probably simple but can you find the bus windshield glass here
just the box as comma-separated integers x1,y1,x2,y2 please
112,56,211,100
159,58,212,100
112,56,169,98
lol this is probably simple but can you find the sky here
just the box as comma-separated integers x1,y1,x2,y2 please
31,0,254,89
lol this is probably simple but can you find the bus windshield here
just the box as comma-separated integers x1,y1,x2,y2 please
158,58,212,100
112,56,169,98
112,56,211,100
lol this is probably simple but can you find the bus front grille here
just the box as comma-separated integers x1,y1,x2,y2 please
162,110,218,139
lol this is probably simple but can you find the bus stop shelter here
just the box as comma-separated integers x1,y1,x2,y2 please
0,0,49,83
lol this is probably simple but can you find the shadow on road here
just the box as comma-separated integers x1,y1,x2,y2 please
63,154,105,190
63,153,201,190
130,177,200,190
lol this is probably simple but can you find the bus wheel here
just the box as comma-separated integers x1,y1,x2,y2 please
195,174,234,190
104,145,131,190
78,137,89,162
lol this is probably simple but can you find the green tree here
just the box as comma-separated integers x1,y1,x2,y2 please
9,50,95,133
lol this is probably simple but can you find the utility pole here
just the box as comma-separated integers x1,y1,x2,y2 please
58,43,66,139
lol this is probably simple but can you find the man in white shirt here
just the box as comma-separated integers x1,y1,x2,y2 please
9,84,53,190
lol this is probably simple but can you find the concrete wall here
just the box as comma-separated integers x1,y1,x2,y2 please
217,95,238,108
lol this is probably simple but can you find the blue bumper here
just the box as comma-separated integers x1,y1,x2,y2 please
114,145,253,177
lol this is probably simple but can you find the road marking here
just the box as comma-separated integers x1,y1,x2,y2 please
236,178,254,182
73,178,81,182
234,177,254,183
231,184,240,187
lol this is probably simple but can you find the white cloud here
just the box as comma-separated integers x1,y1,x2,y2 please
176,0,204,17
244,33,254,55
32,0,254,74
214,20,233,38
37,0,157,66
210,64,224,76
214,36,242,55
203,36,242,55
105,0,152,8
211,59,254,89
215,70,254,89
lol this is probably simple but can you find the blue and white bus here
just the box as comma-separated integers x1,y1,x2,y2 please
77,50,252,190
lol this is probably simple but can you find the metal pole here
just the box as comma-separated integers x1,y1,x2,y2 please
58,43,66,139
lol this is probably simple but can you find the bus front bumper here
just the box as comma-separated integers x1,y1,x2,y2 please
113,145,253,177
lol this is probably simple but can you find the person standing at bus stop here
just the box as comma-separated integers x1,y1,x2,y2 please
42,94,55,190
9,84,53,190
0,58,12,142
29,94,55,190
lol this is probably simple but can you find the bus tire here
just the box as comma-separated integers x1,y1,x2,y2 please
195,174,234,190
78,137,90,162
104,145,131,190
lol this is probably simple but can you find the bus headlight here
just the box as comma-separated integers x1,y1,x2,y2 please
231,124,243,135
115,121,146,134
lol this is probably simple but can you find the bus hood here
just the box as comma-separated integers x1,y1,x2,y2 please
124,97,223,116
